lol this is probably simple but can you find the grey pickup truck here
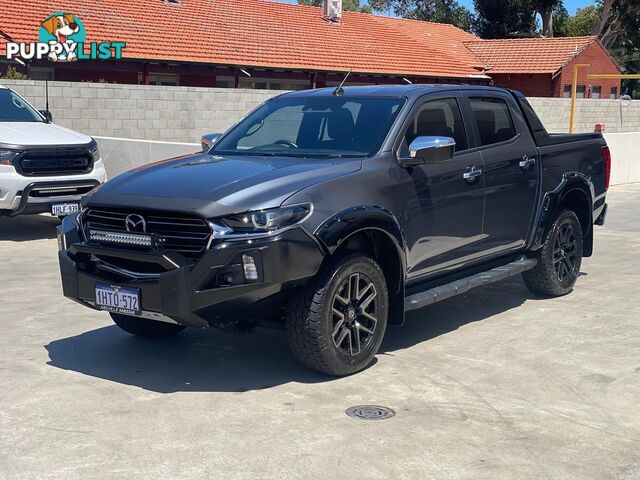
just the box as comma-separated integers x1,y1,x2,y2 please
57,85,610,376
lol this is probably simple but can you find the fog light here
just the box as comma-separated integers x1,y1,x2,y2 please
242,254,258,281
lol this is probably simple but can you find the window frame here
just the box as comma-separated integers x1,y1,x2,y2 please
466,95,520,149
393,92,472,161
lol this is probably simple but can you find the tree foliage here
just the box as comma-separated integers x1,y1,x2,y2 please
0,66,28,80
368,0,474,31
472,0,537,38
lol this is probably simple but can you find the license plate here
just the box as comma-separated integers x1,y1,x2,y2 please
52,203,79,216
95,284,141,316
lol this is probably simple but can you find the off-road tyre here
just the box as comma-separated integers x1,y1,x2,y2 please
523,209,583,297
110,313,185,338
285,254,388,376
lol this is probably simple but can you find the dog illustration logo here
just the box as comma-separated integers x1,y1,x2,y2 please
39,12,86,62
5,13,125,63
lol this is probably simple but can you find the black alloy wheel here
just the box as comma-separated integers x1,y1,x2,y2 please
331,272,379,357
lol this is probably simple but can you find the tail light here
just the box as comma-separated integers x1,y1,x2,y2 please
601,146,611,190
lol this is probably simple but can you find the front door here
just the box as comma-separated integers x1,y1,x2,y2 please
395,95,486,280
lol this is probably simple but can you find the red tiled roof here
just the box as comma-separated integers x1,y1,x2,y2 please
0,0,488,79
464,36,598,74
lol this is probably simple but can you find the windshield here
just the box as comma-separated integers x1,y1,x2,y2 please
213,96,405,158
0,89,44,122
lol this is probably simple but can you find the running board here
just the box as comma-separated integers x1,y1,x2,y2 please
405,257,537,311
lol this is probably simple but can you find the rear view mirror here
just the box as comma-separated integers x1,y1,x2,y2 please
39,110,53,123
402,136,455,167
201,133,222,152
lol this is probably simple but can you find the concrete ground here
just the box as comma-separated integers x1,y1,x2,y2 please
1,184,639,480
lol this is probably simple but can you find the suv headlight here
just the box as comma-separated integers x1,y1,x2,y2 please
212,203,312,237
89,142,102,163
0,149,20,166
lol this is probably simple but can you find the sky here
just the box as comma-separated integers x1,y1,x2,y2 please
277,0,595,15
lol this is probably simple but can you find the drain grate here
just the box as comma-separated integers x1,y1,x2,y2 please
345,405,395,420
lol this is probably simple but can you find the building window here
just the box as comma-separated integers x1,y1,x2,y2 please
563,85,571,98
138,73,179,86
610,87,618,99
591,86,601,99
29,68,55,81
576,85,586,98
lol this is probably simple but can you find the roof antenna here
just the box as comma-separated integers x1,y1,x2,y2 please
402,77,413,84
333,70,351,96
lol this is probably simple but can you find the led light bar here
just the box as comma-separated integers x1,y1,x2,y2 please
89,229,152,247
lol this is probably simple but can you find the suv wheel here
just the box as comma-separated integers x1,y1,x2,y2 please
523,209,583,297
286,254,388,376
110,313,185,338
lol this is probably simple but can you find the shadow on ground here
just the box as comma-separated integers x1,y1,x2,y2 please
0,215,59,241
45,277,542,393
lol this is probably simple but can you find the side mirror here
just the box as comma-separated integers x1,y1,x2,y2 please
201,133,222,152
402,136,455,167
39,110,53,123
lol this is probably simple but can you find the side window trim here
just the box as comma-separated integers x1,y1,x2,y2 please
393,93,471,160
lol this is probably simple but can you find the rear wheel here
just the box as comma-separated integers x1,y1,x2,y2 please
523,209,583,297
110,313,185,338
286,254,388,376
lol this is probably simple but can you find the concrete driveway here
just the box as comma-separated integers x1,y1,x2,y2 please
1,184,639,480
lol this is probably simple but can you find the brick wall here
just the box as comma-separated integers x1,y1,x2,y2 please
553,42,622,99
2,80,281,144
528,97,640,133
492,73,554,98
3,80,638,141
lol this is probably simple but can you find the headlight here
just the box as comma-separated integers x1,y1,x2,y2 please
0,149,20,166
89,141,101,163
214,203,312,237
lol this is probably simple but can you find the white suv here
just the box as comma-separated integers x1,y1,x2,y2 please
0,84,107,218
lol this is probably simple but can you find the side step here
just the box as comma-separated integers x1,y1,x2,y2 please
405,257,537,311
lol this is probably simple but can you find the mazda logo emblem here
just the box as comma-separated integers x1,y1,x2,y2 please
125,214,147,233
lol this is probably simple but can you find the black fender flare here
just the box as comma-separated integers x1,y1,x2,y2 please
314,205,407,325
531,172,594,255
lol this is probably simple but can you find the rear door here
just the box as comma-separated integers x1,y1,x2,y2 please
463,92,539,253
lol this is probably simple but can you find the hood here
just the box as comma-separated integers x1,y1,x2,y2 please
0,122,93,147
86,152,362,218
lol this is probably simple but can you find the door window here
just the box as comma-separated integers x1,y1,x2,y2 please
469,97,517,146
399,98,468,156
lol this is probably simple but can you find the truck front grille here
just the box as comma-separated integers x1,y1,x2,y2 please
17,149,93,176
84,209,211,258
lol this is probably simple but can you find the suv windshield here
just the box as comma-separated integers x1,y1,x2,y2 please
212,96,405,158
0,89,44,122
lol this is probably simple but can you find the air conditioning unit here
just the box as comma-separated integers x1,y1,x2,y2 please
323,0,342,22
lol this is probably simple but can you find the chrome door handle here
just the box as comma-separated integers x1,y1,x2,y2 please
519,155,536,170
463,166,483,183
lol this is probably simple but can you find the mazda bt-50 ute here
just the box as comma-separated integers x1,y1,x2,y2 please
57,85,610,376
0,84,106,218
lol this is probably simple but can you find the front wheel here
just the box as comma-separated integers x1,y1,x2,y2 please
523,209,583,297
110,313,185,338
286,254,389,376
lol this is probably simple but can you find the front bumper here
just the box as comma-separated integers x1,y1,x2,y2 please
57,216,325,327
0,160,107,216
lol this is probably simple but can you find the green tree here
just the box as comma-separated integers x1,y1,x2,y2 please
556,5,600,37
368,0,474,31
0,66,28,80
473,0,537,38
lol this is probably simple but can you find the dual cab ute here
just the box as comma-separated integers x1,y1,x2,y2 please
57,85,610,376
0,84,106,218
